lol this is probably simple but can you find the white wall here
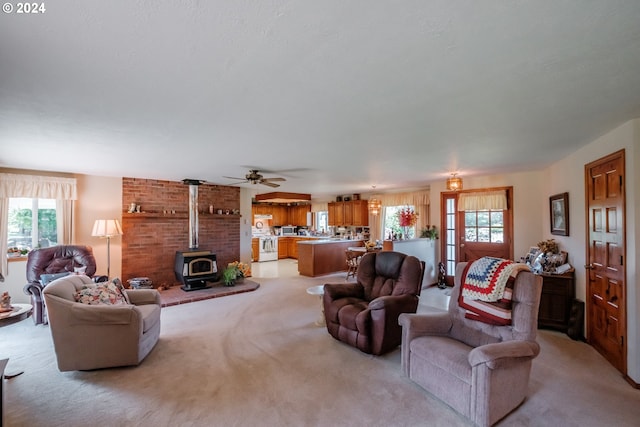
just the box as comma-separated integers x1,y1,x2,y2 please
240,188,253,265
76,175,123,278
546,118,639,382
429,170,546,261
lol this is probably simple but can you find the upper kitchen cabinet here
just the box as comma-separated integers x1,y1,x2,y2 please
328,202,343,226
271,205,288,226
328,200,368,227
351,200,369,226
291,205,311,226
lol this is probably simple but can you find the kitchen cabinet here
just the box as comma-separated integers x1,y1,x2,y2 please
271,205,286,226
297,239,365,277
252,204,310,226
251,238,259,262
290,205,311,226
538,271,575,333
278,238,288,259
351,200,369,226
328,200,368,226
328,202,345,226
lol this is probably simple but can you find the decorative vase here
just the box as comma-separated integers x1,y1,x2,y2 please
403,226,410,240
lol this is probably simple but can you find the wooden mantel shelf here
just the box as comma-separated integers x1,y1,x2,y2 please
123,212,241,219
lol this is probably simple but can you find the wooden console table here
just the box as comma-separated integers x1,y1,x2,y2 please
537,271,575,332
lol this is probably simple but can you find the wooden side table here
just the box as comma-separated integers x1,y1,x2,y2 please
538,271,575,333
0,303,33,326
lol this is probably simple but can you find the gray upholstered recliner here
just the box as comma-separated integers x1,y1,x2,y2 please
43,274,161,371
399,262,542,427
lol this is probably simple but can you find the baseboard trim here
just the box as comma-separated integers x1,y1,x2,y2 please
623,375,640,389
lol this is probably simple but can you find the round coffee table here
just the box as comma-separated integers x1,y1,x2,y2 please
306,285,325,326
0,303,33,326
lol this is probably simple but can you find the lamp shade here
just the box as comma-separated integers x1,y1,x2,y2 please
91,219,123,237
368,197,382,215
446,174,463,191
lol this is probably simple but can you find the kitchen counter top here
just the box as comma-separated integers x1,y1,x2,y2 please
298,238,365,244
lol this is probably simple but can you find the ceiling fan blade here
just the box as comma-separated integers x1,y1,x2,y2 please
222,176,247,181
262,177,286,182
261,181,281,188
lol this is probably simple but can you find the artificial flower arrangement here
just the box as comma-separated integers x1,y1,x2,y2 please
397,206,419,227
537,239,559,254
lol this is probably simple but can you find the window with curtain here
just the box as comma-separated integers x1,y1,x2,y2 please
382,205,417,240
0,173,77,279
374,190,430,241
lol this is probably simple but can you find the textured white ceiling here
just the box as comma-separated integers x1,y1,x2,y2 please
1,1,640,200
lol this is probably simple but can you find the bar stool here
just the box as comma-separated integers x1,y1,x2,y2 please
345,250,362,280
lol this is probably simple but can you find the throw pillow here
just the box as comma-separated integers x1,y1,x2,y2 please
111,278,131,304
74,282,129,306
40,272,71,286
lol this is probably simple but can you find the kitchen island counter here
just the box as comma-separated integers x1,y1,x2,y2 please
298,239,366,277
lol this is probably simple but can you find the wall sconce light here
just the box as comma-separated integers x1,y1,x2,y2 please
446,173,463,191
91,219,123,279
368,186,382,215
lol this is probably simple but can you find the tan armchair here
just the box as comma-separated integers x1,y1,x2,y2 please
399,262,542,427
43,274,161,371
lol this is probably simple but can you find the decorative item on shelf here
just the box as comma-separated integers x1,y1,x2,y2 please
446,173,463,191
529,238,568,274
420,225,438,239
128,203,137,213
397,206,418,239
209,205,214,214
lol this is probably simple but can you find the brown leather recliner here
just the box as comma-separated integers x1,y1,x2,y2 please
323,251,424,355
23,245,107,325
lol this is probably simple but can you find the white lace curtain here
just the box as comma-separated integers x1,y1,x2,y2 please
457,190,507,211
0,173,77,279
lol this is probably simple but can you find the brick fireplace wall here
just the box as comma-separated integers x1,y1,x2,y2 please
122,177,240,288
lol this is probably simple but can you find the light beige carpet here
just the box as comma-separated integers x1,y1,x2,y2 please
2,260,639,426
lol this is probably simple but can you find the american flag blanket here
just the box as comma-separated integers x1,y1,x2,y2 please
459,257,530,325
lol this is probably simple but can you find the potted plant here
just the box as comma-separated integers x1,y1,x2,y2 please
223,261,251,286
222,267,238,286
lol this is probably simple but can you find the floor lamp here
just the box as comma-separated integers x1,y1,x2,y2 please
91,219,123,279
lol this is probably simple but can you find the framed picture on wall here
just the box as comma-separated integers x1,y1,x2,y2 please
550,192,569,236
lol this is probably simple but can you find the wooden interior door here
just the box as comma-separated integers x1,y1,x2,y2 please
585,149,626,374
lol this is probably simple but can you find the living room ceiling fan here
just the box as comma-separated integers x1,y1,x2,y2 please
223,169,286,188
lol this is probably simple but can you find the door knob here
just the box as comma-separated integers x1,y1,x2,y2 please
584,264,594,270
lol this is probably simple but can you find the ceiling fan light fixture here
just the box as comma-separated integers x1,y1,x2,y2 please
446,173,463,191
